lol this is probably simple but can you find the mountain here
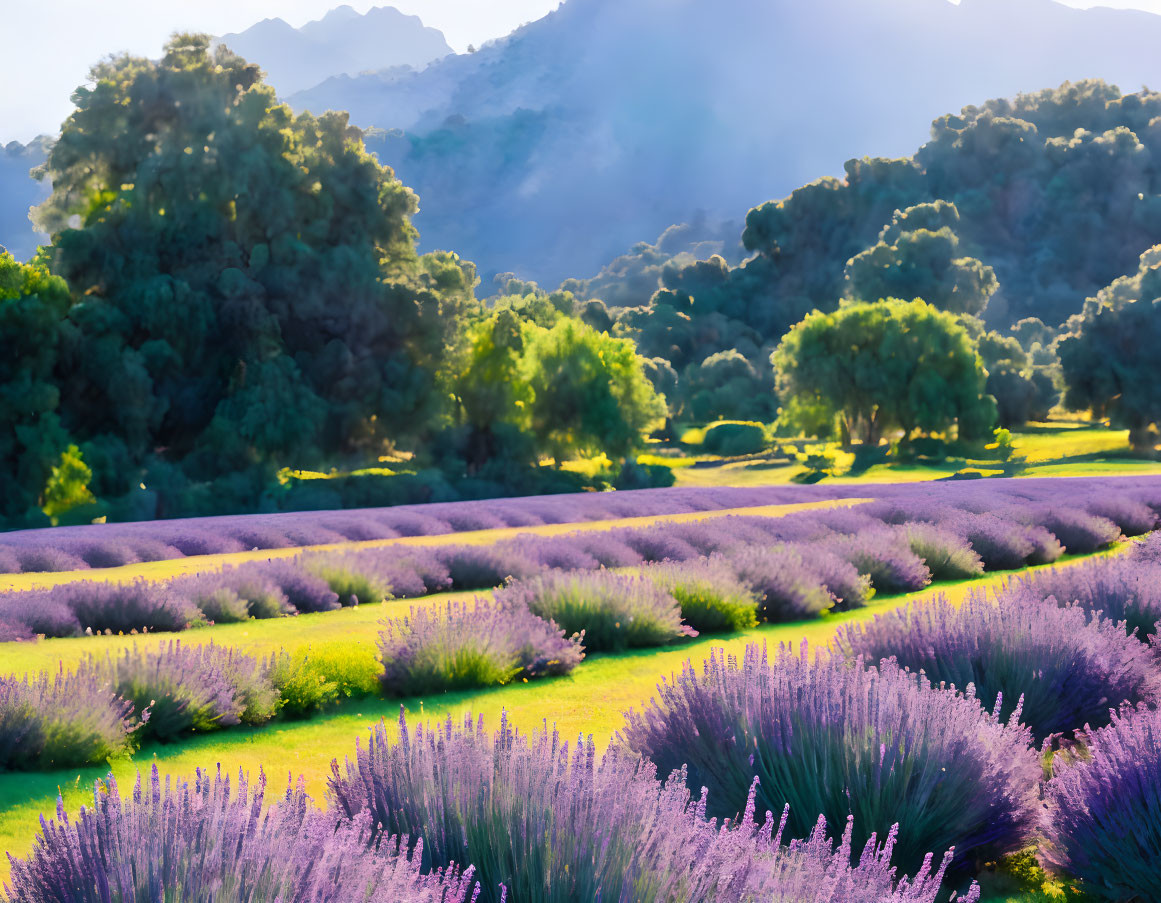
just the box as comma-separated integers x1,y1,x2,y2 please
0,138,51,261
219,5,452,97
287,0,1161,286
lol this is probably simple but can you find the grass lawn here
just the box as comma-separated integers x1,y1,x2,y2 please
0,547,1121,892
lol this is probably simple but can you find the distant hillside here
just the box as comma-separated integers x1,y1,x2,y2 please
0,139,50,261
286,0,1161,286
219,5,452,97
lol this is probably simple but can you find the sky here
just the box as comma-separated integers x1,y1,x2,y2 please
2,0,1161,143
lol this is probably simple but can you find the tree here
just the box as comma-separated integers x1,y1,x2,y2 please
844,202,998,316
42,444,96,525
772,298,995,445
0,250,73,520
33,34,475,501
522,319,667,461
977,331,1053,427
1059,298,1161,451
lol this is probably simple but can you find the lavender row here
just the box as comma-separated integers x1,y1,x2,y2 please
6,478,1157,641
4,476,1161,576
7,714,979,903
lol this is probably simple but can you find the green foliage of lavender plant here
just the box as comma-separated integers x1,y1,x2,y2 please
269,644,382,717
620,644,1040,875
644,558,760,633
903,523,984,581
835,593,1161,743
496,570,695,651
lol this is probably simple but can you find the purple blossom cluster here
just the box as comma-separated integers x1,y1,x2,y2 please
619,643,1040,875
835,592,1161,742
5,766,479,903
328,709,978,903
378,600,584,696
1042,706,1161,901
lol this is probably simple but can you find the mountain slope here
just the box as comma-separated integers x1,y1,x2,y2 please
288,0,1161,285
219,5,452,97
0,139,50,261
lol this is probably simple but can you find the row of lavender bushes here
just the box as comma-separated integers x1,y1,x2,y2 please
10,540,1161,900
0,484,871,574
5,480,1158,642
5,718,979,903
3,476,1160,576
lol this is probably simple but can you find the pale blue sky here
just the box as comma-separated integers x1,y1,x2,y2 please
2,0,1159,143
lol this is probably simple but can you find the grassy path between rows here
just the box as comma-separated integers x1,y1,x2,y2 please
0,498,862,593
0,546,1123,888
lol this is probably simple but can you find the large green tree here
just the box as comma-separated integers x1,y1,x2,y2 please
772,298,995,445
1058,245,1161,449
33,35,476,500
0,251,73,519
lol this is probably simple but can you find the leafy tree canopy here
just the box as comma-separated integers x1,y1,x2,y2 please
772,298,995,445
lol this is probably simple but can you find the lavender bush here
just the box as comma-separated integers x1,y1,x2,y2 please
1028,508,1121,555
268,643,382,717
0,667,135,770
727,546,836,621
437,544,539,591
4,765,479,903
171,567,294,621
835,593,1161,742
254,560,340,613
378,600,583,696
1042,706,1161,901
496,570,695,651
824,531,932,595
902,523,985,581
644,557,760,633
1084,494,1157,536
619,644,1040,874
330,711,978,903
1008,558,1161,643
106,641,277,742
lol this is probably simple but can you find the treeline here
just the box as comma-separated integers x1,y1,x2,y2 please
568,81,1161,431
0,36,667,528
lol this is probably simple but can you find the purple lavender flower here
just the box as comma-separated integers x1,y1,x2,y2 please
16,546,88,573
378,600,583,696
254,560,340,613
835,592,1161,742
437,544,539,591
0,667,135,770
901,523,984,581
1083,493,1157,536
619,643,1040,875
53,579,202,634
1042,706,1161,901
5,765,479,902
727,546,837,621
1027,507,1121,555
823,530,932,595
494,570,695,651
569,532,644,567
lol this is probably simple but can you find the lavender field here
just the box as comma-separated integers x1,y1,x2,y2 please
4,475,1161,900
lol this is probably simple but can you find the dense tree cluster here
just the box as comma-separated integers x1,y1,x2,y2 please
0,36,664,525
581,81,1161,425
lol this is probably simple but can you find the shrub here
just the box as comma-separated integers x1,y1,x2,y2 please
1084,494,1157,536
378,600,583,696
78,541,139,569
496,571,695,651
0,591,81,638
301,556,390,606
106,641,276,742
1042,707,1161,901
500,535,600,571
728,546,836,621
901,523,984,581
835,593,1161,743
0,668,135,770
437,544,538,590
825,531,932,594
1010,558,1161,643
329,711,976,903
255,560,340,613
268,643,382,717
619,644,1040,875
702,421,769,456
1031,508,1121,554
5,766,478,903
950,513,1039,570
16,546,88,573
55,579,203,634
615,528,701,563
571,532,644,567
644,557,760,633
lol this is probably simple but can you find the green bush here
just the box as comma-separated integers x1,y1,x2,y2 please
304,563,390,607
268,644,381,718
701,421,769,456
645,560,759,633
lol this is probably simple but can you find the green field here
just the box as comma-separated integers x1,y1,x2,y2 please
0,544,1124,895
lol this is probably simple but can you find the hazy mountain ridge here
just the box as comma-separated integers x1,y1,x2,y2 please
0,138,51,261
219,4,453,98
288,0,1161,286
